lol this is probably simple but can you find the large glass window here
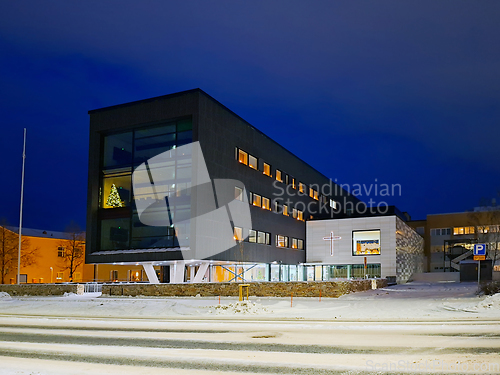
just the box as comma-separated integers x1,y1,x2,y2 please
103,132,133,168
131,214,176,249
352,230,381,256
99,118,193,251
134,124,176,165
101,170,131,208
100,217,131,251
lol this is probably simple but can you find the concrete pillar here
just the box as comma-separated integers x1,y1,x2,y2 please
142,263,159,284
192,262,209,283
170,261,185,283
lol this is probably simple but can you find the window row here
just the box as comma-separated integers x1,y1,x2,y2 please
233,227,271,245
431,228,451,236
478,225,500,233
240,188,304,221
233,228,304,249
453,226,475,235
236,147,339,207
276,234,304,249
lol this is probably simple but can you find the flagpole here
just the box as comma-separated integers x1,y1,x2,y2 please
17,128,26,285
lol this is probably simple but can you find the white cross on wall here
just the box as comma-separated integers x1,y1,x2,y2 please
323,231,341,256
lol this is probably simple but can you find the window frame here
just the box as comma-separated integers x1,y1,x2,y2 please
237,148,248,165
248,154,258,170
263,162,272,177
276,169,283,183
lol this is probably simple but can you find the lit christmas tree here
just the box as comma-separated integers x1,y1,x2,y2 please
106,184,124,208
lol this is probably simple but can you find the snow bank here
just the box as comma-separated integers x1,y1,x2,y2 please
213,301,270,315
0,292,11,300
476,293,500,310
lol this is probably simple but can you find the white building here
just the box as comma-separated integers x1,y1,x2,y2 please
306,214,424,284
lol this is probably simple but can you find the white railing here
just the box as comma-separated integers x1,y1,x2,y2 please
83,283,102,293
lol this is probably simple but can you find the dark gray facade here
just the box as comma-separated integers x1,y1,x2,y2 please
86,89,361,266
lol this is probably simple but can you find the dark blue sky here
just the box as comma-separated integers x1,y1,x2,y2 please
1,1,499,231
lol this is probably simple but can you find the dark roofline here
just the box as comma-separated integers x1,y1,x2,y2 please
88,88,203,114
308,205,410,222
88,88,360,201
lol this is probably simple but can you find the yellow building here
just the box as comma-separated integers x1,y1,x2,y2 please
1,226,92,284
1,226,153,284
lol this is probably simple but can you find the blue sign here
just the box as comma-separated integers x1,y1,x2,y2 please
474,244,486,256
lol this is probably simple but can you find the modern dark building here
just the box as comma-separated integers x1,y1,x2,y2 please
86,89,361,283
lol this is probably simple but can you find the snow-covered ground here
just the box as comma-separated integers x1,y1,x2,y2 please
0,282,499,374
1,282,498,321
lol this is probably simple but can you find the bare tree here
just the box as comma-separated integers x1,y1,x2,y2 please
0,219,38,284
58,222,85,282
468,209,500,266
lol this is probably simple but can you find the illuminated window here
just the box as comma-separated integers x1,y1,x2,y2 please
453,226,474,235
101,171,131,209
249,229,257,243
234,226,243,242
276,169,283,182
238,148,248,165
291,177,296,189
276,234,288,248
262,197,270,210
309,187,319,200
283,204,288,216
73,272,82,282
298,239,304,250
291,238,298,249
263,163,271,177
57,247,65,257
297,210,304,221
257,231,271,245
235,187,243,201
110,270,118,281
299,182,306,194
56,272,64,280
292,208,298,219
274,201,281,213
252,193,261,207
249,155,258,170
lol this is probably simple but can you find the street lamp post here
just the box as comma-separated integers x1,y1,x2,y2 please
17,129,26,285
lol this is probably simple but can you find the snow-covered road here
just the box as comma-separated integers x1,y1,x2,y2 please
0,282,499,374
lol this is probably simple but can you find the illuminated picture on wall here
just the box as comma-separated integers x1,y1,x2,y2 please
352,230,381,256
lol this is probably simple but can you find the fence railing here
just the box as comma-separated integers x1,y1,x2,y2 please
83,283,102,293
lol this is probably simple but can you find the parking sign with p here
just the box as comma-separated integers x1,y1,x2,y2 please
474,244,486,256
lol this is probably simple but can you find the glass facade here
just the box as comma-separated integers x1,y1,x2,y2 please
98,118,193,251
206,262,381,282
